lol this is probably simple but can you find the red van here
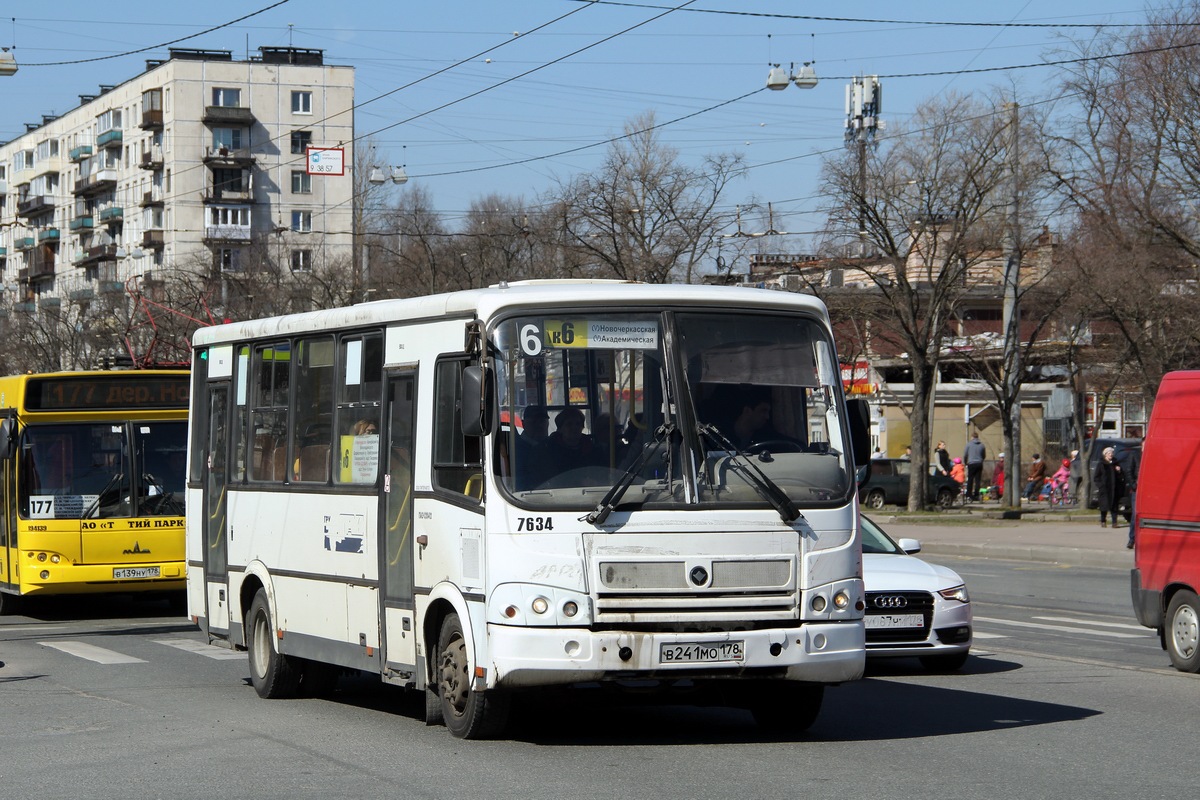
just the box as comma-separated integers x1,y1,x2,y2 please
1131,370,1200,672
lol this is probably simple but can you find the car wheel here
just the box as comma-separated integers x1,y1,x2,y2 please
1166,590,1200,673
919,651,969,672
864,489,886,509
936,488,954,508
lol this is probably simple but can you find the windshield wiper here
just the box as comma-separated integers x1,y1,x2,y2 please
583,422,676,526
81,472,125,519
697,423,801,523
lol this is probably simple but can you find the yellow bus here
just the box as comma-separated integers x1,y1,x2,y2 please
0,370,190,614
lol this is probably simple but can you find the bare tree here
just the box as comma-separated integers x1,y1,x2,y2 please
550,111,744,284
819,92,1016,510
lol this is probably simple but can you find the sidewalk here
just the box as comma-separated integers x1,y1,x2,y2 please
868,503,1135,569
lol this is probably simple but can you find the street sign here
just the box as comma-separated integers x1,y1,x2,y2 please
306,147,345,176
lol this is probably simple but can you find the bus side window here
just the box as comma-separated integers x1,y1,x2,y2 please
433,358,483,500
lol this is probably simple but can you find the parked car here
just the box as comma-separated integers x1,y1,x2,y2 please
859,458,961,509
1085,437,1142,510
861,515,973,671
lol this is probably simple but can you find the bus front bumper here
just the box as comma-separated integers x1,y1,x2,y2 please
487,620,865,688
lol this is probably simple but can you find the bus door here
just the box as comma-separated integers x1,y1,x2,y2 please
204,383,231,634
0,454,13,592
380,372,417,673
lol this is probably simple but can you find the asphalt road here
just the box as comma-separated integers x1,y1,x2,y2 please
1,553,1193,800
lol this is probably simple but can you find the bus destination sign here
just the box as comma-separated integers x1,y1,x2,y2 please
26,375,191,411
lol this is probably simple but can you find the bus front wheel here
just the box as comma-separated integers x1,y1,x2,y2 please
436,614,509,739
247,589,301,698
1166,589,1200,673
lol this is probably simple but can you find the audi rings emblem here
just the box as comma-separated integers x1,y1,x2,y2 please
689,566,709,586
873,595,908,608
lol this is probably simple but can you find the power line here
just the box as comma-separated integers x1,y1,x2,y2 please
16,1,293,67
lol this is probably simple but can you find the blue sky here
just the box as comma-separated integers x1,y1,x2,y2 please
2,1,1161,246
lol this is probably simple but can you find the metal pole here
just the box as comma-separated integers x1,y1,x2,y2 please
1001,101,1022,507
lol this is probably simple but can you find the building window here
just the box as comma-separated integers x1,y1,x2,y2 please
212,128,244,151
212,87,241,107
291,171,312,194
291,249,312,272
291,211,312,232
290,130,312,155
291,91,312,114
219,248,242,272
97,109,122,132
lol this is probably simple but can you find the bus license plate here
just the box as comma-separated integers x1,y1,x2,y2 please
864,613,924,629
660,641,745,664
113,567,160,580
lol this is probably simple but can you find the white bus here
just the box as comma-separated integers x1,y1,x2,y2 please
186,281,870,738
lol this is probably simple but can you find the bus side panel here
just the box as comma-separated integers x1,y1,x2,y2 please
1134,372,1200,625
226,490,378,650
185,486,206,621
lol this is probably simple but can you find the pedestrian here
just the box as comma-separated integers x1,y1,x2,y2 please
901,445,911,460
1121,446,1141,548
1049,458,1072,503
992,452,1005,501
1092,446,1123,527
950,457,966,490
963,432,986,501
870,446,885,460
1022,453,1047,501
1068,448,1083,504
934,440,951,475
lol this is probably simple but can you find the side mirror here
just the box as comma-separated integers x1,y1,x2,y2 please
846,398,871,470
461,365,493,437
0,418,13,459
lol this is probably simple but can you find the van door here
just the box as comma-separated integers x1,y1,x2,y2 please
380,371,417,673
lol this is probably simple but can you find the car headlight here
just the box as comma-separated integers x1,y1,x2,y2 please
938,584,970,604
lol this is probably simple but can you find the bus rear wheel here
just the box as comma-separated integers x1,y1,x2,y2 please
0,590,20,616
749,682,824,734
247,589,301,698
436,614,509,739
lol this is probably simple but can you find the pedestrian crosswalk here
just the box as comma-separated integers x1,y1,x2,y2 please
37,637,244,664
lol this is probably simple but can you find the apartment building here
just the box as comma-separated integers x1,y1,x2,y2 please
0,46,355,312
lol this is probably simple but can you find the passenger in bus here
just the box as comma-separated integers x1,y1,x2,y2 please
352,419,378,436
512,405,550,490
543,407,602,476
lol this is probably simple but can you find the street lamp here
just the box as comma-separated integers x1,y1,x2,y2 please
0,49,16,77
369,165,408,186
766,62,818,91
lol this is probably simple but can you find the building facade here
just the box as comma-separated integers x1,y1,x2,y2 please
0,47,354,323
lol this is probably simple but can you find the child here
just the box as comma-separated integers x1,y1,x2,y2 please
950,457,966,488
1049,458,1072,503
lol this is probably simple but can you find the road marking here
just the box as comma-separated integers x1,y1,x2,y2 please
1033,615,1147,631
39,641,147,664
154,638,245,660
971,631,1007,639
974,616,1147,639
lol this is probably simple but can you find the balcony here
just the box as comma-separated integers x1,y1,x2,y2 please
204,223,252,243
70,288,96,303
97,129,123,148
17,194,54,219
99,206,124,223
140,109,163,130
139,145,163,170
142,229,166,249
0,246,7,257
14,236,35,250
69,144,94,162
38,228,61,243
74,169,118,197
203,146,254,166
141,188,164,207
38,297,62,311
0,178,7,194
70,216,95,232
13,302,36,314
204,187,253,204
202,106,255,126
29,253,56,280
76,244,118,266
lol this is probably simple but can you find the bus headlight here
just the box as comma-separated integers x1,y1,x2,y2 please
562,600,579,618
531,596,549,615
488,584,592,626
833,591,850,610
37,552,47,562
811,595,828,613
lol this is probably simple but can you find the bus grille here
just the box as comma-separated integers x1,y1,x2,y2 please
594,558,796,622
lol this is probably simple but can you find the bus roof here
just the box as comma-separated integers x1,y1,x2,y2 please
191,282,832,347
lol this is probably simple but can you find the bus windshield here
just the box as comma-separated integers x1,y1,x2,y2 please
492,310,853,513
20,421,187,519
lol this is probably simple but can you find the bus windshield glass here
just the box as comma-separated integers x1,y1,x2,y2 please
492,310,852,512
20,421,188,519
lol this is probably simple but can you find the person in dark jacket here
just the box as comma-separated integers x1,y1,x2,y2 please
1022,454,1047,501
1093,446,1124,528
934,441,952,476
